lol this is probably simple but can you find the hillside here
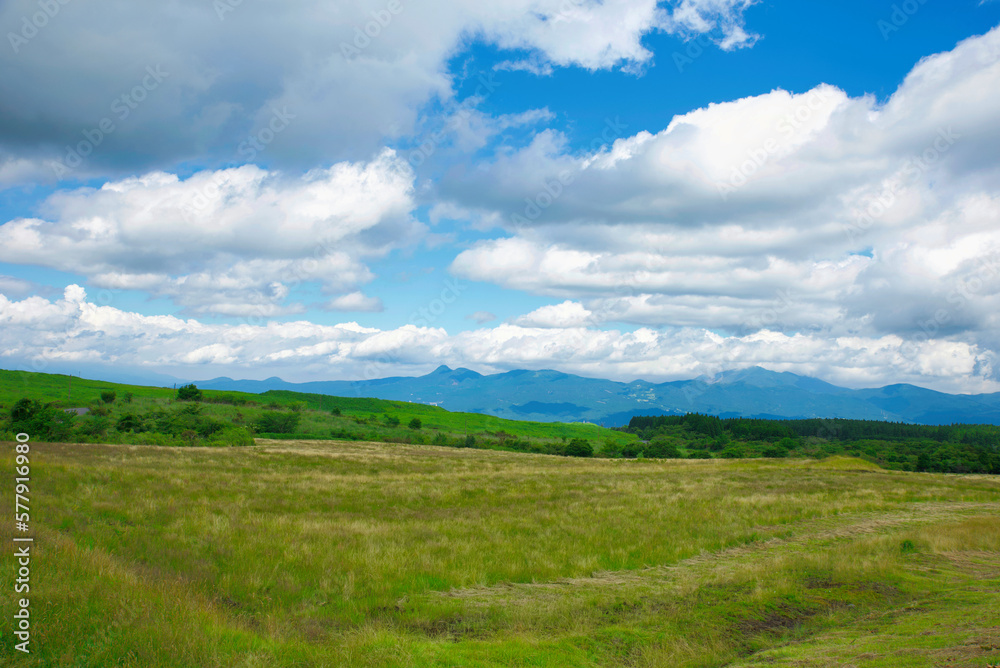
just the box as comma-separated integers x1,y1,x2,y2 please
0,368,638,453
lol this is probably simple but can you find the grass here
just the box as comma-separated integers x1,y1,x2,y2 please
1,439,998,666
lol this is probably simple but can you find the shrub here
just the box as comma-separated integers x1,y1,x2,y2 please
645,436,680,459
209,426,255,447
10,398,76,441
384,414,401,427
100,391,117,404
463,434,476,448
331,407,342,416
116,414,147,433
602,439,624,458
257,411,301,434
176,384,202,401
432,433,449,446
720,446,746,459
622,442,643,459
565,438,593,457
408,418,422,430
762,445,787,458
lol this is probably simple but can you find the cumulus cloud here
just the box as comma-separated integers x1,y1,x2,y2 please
0,150,418,316
326,292,385,313
663,0,760,50
444,27,1000,355
1,286,997,394
0,0,756,176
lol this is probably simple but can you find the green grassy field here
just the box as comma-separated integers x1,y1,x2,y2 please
2,439,998,666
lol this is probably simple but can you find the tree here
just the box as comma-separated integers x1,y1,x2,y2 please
622,442,643,459
177,384,202,401
10,398,75,441
566,438,593,457
463,434,476,448
408,418,422,430
100,391,117,404
916,453,932,472
645,436,680,458
720,445,747,459
257,411,301,434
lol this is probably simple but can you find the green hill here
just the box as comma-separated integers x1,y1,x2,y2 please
0,368,638,454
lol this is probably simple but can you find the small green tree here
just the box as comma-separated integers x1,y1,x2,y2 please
720,445,747,459
176,384,202,401
622,442,643,459
463,434,476,448
122,392,133,404
565,438,593,457
100,390,116,404
645,436,680,459
257,411,301,434
408,418,422,430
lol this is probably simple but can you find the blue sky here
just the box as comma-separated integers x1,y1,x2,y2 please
2,0,1000,392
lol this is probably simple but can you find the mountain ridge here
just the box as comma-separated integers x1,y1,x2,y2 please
190,365,1000,426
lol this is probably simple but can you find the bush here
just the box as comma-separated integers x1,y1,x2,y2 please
645,436,680,459
384,414,400,427
463,434,476,448
209,426,255,447
9,398,76,441
257,411,301,434
177,384,202,401
330,407,341,416
762,445,787,458
565,438,593,457
408,418,422,430
720,446,747,459
116,414,147,433
100,391,117,404
622,442,643,459
432,432,449,446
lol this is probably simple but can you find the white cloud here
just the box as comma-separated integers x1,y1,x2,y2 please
444,27,1000,355
663,0,760,50
1,286,996,394
0,0,753,175
0,150,418,316
513,300,596,328
326,292,385,313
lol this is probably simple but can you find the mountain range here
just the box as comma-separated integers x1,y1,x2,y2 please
192,366,1000,427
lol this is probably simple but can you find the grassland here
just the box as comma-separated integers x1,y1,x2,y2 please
2,439,998,666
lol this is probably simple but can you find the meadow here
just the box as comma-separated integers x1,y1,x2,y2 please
2,438,998,666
